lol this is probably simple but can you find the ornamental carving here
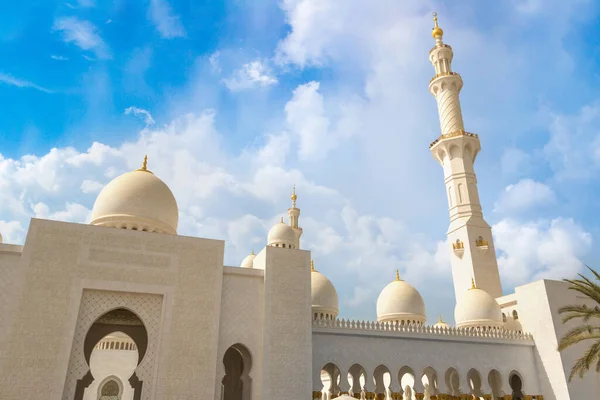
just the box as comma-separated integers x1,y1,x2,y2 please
475,236,488,247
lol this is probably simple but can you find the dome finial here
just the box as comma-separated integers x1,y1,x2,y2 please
432,12,444,39
395,269,401,281
251,249,255,255
291,184,297,207
280,216,284,223
311,259,315,271
470,277,476,290
438,314,444,323
135,154,153,174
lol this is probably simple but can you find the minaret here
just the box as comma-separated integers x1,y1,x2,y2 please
428,13,503,300
288,185,303,248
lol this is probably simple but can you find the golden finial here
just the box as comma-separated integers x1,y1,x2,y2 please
135,154,153,173
280,216,284,223
251,249,255,255
291,184,297,205
395,269,401,281
470,278,476,290
311,260,315,271
438,315,444,323
432,12,444,39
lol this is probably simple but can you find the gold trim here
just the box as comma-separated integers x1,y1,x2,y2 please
429,130,479,148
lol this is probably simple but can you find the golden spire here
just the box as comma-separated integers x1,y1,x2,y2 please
251,249,255,255
291,185,297,207
280,216,284,223
470,278,476,290
135,154,153,174
432,12,444,39
395,269,401,281
438,315,444,323
311,260,315,271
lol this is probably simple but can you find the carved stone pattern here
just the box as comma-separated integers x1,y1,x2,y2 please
62,290,163,400
436,86,464,135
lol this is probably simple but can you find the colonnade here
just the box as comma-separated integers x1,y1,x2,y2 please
313,363,544,400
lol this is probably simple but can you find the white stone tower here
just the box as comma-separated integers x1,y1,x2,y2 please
428,13,503,301
288,185,303,248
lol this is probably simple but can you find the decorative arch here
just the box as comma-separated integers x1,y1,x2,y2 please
62,290,163,400
221,343,253,400
488,369,504,399
421,366,439,395
97,375,123,400
373,365,391,396
398,366,416,398
444,367,461,396
466,368,483,397
348,364,367,397
508,370,525,400
75,308,148,400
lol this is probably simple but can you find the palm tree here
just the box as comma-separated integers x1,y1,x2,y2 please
558,266,600,381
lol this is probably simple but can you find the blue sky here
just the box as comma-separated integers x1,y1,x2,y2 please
0,0,599,323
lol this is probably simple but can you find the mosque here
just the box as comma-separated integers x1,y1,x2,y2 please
0,14,598,400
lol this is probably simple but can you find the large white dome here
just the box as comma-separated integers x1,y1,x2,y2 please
267,218,297,248
376,271,426,324
454,281,502,329
311,261,338,319
90,158,179,234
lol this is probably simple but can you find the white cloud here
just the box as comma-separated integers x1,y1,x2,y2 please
223,60,278,91
494,218,592,287
80,180,104,194
0,73,52,93
125,106,155,126
544,103,600,181
149,0,186,39
209,51,221,73
52,17,111,59
50,55,68,61
493,179,556,214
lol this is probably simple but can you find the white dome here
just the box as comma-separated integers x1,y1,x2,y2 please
454,283,502,329
434,316,450,329
0,231,3,244
376,271,426,324
311,261,339,319
90,159,178,234
267,218,297,248
240,252,256,269
504,317,523,332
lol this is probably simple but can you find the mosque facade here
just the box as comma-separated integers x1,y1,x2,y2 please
0,15,598,400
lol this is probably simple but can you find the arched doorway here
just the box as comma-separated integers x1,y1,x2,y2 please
221,343,252,400
75,308,148,400
98,377,122,400
509,372,525,400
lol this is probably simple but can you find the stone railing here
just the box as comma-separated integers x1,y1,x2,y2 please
312,317,533,342
312,391,544,399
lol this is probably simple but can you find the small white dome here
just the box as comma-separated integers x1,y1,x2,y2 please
267,218,297,248
504,317,523,332
311,261,339,319
240,251,256,269
434,316,450,329
376,271,426,324
454,281,502,329
90,157,178,234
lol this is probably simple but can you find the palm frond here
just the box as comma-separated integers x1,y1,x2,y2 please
558,326,600,351
559,304,600,323
568,340,600,381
